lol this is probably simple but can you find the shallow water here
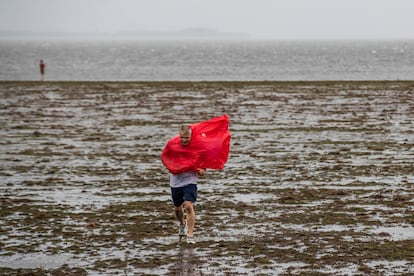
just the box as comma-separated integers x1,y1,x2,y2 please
1,40,414,81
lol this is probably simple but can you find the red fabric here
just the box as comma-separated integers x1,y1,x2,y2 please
161,114,231,174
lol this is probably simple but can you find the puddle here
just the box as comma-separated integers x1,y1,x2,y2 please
0,253,84,270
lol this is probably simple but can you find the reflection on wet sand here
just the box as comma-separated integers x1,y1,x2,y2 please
172,246,198,275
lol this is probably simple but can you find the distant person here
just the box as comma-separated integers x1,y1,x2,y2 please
39,60,46,81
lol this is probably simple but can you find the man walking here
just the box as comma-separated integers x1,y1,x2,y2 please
169,126,205,244
161,115,231,244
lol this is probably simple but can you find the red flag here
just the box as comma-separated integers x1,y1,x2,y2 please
161,114,231,174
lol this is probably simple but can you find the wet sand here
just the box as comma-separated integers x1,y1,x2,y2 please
0,81,413,275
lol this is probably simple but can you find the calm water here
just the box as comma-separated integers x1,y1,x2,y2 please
0,39,413,81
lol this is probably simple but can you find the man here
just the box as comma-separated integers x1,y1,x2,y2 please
169,125,205,244
39,60,46,81
162,115,231,243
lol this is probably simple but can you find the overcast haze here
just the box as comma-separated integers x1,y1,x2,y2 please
1,0,414,39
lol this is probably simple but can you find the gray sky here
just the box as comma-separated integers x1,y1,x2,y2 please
1,0,413,39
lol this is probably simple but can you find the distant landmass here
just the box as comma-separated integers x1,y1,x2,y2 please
0,28,249,40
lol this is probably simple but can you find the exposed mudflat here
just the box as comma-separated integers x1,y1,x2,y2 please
0,81,413,275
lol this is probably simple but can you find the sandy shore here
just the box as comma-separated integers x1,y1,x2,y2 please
1,81,413,275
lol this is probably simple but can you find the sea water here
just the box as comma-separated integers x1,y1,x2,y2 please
0,39,413,81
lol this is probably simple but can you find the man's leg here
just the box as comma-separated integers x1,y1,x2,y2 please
171,187,185,226
175,204,185,226
183,201,195,237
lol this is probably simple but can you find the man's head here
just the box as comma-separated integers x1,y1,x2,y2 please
179,125,192,146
